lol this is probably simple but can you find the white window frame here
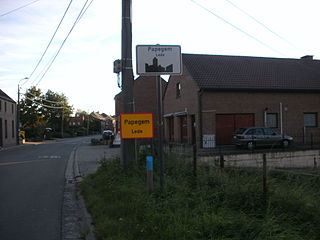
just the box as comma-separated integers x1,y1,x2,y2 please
266,113,278,128
304,113,317,128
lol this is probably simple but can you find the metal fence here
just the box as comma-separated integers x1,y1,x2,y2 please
164,130,320,157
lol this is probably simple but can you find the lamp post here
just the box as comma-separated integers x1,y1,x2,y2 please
17,77,28,145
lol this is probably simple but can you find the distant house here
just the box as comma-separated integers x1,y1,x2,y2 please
163,54,320,147
0,89,17,148
69,112,86,127
114,75,167,138
90,112,114,132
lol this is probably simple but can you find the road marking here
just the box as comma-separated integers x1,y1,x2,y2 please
0,156,62,167
38,155,61,159
0,159,49,167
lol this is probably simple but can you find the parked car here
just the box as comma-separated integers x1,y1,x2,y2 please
43,128,53,140
102,130,114,140
233,127,293,150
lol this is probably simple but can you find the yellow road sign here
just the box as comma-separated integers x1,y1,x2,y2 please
120,113,154,139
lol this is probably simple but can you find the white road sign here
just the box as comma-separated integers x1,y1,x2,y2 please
136,45,182,76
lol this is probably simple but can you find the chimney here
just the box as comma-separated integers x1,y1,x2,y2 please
301,55,314,60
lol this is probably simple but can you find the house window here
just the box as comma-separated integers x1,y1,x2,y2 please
176,82,181,98
266,113,278,128
12,120,14,138
5,102,7,112
5,120,7,138
12,104,14,114
0,100,2,111
304,113,317,127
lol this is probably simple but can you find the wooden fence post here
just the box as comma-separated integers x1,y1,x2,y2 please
262,153,268,205
146,156,154,193
193,144,197,177
220,155,224,168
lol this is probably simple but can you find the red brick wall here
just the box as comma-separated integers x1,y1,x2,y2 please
201,91,320,136
114,76,167,137
163,65,320,145
163,66,200,143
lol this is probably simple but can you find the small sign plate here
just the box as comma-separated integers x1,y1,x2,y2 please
120,113,154,139
136,45,182,76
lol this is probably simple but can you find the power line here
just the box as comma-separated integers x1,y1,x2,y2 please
26,92,65,105
0,0,41,18
25,96,65,109
26,0,74,82
190,0,285,56
224,0,301,52
34,0,94,87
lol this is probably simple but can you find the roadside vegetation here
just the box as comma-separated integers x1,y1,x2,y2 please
20,86,104,140
80,152,320,240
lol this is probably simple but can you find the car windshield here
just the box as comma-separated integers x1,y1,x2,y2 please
246,128,264,135
235,128,247,134
264,128,274,135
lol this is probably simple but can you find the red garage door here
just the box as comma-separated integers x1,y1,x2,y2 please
216,114,254,145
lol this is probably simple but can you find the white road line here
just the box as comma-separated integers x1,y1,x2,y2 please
0,156,61,167
0,159,49,167
38,156,62,159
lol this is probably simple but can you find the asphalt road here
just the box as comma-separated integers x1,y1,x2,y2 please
0,137,86,240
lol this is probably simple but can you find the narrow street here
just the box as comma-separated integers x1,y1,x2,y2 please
0,137,90,240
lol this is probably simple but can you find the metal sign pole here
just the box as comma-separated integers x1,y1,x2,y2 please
156,75,165,189
135,44,181,189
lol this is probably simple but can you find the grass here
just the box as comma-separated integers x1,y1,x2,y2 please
80,153,320,240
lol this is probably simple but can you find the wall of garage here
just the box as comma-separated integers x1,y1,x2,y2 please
201,91,320,145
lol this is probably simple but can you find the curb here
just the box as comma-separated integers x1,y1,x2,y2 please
74,147,96,240
0,143,26,152
62,145,96,240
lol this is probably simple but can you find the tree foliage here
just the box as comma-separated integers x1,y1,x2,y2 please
20,86,73,139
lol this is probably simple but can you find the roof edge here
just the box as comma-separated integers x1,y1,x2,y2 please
0,89,16,103
201,88,320,93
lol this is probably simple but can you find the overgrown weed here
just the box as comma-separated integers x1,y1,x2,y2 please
81,154,320,240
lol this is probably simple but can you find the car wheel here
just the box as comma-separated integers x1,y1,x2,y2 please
282,140,290,148
247,141,255,150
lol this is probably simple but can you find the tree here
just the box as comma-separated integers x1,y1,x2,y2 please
20,86,73,139
20,87,47,140
42,90,73,135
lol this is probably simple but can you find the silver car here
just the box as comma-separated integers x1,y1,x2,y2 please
233,127,293,150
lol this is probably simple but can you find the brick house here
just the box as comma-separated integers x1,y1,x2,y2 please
69,112,86,127
163,54,320,147
114,75,167,138
0,89,17,148
90,112,114,132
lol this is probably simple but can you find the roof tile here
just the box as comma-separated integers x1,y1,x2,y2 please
182,54,320,91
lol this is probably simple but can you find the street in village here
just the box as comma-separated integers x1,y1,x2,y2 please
0,135,119,240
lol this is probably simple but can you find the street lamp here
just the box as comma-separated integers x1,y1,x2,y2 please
17,77,28,145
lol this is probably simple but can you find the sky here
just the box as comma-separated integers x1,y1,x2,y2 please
1,0,320,115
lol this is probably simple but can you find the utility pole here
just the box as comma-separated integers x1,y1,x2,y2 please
61,108,64,138
121,0,135,168
16,85,20,145
87,112,90,135
17,77,28,145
